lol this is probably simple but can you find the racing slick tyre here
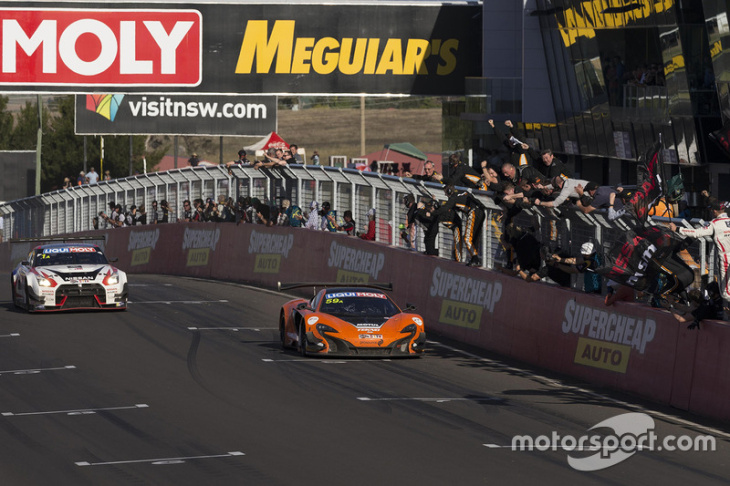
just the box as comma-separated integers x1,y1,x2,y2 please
24,284,32,312
10,275,18,309
279,314,287,349
298,325,308,357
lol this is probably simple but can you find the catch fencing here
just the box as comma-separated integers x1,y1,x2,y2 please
0,164,720,291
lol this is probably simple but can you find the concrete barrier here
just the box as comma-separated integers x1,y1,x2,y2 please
2,223,729,422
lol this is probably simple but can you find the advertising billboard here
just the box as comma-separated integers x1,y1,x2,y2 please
75,94,277,135
0,3,482,95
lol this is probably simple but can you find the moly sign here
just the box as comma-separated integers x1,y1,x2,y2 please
1,3,481,95
0,8,201,86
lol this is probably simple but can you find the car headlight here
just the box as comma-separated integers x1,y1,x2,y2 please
38,276,54,287
316,323,338,334
400,324,417,334
103,272,120,286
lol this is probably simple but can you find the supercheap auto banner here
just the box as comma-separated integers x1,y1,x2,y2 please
0,3,482,95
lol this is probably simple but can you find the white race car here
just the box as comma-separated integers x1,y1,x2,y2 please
11,243,128,312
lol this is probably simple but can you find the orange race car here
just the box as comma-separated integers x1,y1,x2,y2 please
278,282,426,357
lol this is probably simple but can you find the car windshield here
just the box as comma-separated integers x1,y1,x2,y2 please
319,291,400,317
34,248,108,267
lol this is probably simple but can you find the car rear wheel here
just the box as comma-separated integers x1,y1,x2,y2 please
298,325,307,357
10,276,18,309
279,314,287,349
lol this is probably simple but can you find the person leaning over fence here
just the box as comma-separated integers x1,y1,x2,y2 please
359,208,377,240
670,282,725,329
669,198,730,307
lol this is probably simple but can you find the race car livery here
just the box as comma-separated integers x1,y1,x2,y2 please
11,243,128,312
279,283,425,357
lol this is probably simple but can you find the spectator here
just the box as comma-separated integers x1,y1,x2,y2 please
549,242,603,294
445,154,487,190
359,208,377,240
670,282,725,329
306,201,321,230
77,171,86,186
62,177,72,189
435,184,485,266
337,210,356,235
310,150,320,165
103,170,111,181
402,194,419,251
126,205,138,226
136,204,147,225
160,200,170,223
255,199,272,226
575,182,625,219
261,148,289,168
405,160,444,184
321,201,338,232
150,200,159,224
670,198,730,305
285,199,304,227
534,175,591,209
501,161,546,190
538,149,573,181
277,200,291,226
226,150,249,170
290,144,304,163
188,152,200,167
181,200,193,222
86,166,99,184
499,223,549,282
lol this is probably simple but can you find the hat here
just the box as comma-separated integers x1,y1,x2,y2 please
310,200,319,210
584,182,599,192
238,149,246,156
367,208,376,217
707,197,723,211
580,242,595,255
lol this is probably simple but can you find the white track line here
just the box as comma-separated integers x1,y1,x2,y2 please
3,404,149,417
76,451,245,467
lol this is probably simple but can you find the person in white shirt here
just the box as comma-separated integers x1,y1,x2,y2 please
670,198,730,305
86,167,99,184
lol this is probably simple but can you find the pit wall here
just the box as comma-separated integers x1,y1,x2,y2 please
2,223,729,423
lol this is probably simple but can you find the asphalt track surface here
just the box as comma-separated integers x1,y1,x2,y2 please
0,274,728,486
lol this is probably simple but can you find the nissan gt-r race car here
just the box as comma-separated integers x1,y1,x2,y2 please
278,282,426,357
11,242,128,312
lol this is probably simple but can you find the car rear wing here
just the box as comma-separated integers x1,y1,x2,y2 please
278,281,393,292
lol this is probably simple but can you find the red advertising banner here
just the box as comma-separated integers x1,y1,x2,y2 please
0,8,201,86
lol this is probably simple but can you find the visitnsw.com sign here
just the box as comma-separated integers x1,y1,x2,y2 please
0,3,482,95
75,94,277,136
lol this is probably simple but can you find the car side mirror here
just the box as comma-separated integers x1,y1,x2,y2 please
296,302,313,311
405,303,417,311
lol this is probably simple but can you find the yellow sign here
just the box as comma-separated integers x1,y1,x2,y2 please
574,337,630,373
131,248,151,266
254,254,281,274
235,20,458,76
438,299,483,329
336,269,369,283
186,248,210,267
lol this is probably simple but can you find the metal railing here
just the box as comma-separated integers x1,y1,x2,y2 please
0,164,719,291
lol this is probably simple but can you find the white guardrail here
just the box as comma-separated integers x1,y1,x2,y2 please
0,164,719,291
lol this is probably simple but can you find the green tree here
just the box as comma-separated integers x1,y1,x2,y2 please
0,95,13,148
9,100,49,150
41,96,166,192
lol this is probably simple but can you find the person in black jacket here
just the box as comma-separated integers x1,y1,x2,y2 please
445,154,488,191
436,185,486,266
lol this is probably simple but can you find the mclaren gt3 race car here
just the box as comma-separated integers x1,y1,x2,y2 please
278,282,425,357
11,243,128,312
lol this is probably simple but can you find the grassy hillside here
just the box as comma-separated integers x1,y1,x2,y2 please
192,106,443,163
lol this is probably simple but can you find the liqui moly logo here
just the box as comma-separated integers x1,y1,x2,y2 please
0,9,201,86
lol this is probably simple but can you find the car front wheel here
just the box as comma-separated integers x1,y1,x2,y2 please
298,325,307,357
